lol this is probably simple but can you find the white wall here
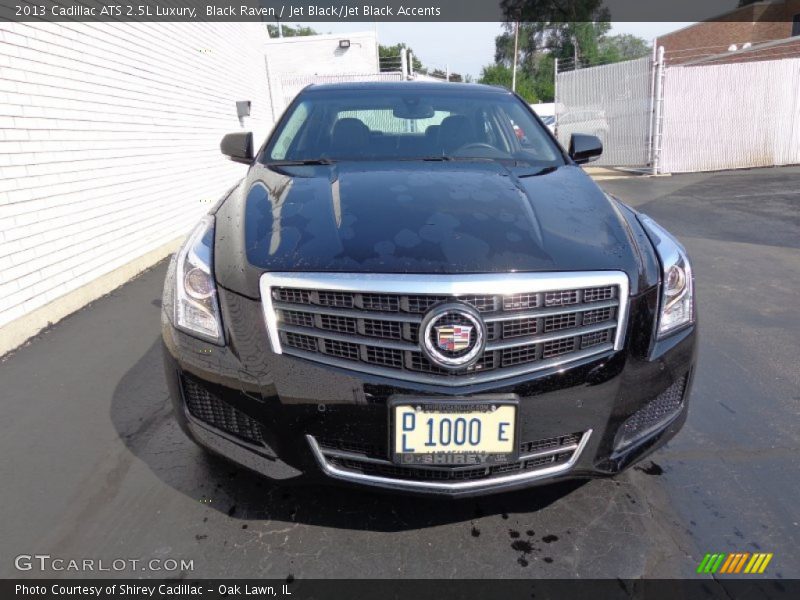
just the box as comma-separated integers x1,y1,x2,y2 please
264,31,382,120
0,22,273,334
264,31,378,78
659,58,800,173
530,102,555,117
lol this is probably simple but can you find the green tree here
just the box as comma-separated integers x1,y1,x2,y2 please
267,24,318,37
478,63,538,102
379,43,424,73
488,2,649,101
598,34,651,62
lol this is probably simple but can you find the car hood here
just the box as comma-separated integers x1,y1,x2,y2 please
214,161,649,298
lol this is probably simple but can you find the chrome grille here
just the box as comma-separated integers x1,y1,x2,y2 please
361,293,400,311
502,317,537,338
542,337,576,358
282,310,314,328
545,289,579,306
319,314,356,334
283,331,317,352
262,272,629,385
318,291,353,307
503,292,539,311
363,319,402,339
365,346,404,368
322,339,360,360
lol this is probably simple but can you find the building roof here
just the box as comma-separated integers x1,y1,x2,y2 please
683,35,800,65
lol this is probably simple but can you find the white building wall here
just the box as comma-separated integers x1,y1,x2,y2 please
659,58,800,173
0,22,273,333
265,31,378,77
264,31,381,119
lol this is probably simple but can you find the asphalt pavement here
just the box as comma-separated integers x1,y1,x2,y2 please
1,166,798,579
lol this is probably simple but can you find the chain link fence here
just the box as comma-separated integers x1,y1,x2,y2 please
555,56,653,167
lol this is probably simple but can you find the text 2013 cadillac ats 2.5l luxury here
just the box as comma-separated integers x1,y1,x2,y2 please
162,82,696,497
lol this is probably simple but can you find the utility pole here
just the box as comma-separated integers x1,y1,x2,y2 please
511,21,519,92
400,47,408,79
553,57,558,138
651,46,666,175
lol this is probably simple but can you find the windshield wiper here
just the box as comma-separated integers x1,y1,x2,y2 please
396,155,454,162
515,165,559,178
402,155,497,162
267,158,336,166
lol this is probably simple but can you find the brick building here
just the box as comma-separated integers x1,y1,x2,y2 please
656,0,800,65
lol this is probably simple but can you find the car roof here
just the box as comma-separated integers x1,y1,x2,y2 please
302,81,511,95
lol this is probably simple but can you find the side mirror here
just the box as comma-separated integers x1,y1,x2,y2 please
568,134,603,164
220,132,253,165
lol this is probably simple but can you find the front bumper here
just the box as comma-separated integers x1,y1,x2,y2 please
162,281,696,498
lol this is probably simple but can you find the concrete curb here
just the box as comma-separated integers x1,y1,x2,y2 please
0,236,183,358
584,166,657,180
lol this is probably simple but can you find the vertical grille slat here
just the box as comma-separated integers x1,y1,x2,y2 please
269,278,624,382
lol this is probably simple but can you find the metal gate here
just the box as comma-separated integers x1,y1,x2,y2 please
659,58,800,173
555,56,653,167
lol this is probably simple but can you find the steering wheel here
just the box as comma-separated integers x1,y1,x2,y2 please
454,142,498,153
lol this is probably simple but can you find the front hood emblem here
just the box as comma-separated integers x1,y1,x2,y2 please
435,325,473,352
419,302,486,370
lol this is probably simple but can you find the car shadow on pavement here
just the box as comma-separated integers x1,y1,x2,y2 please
110,338,587,532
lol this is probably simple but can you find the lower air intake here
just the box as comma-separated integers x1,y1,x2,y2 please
182,375,264,446
615,375,688,450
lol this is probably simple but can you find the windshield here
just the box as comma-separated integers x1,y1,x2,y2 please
263,88,565,166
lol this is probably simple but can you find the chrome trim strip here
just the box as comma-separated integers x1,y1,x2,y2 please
282,343,615,387
317,440,580,465
485,320,616,351
282,320,616,353
306,430,592,493
315,447,394,465
275,298,618,324
273,301,423,323
280,324,419,352
518,443,579,461
483,298,618,322
261,271,630,356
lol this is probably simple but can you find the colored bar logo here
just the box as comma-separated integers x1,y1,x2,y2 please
697,553,773,574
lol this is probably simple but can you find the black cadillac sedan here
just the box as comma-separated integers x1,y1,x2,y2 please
162,82,696,497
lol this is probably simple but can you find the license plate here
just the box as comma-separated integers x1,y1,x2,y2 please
391,400,517,466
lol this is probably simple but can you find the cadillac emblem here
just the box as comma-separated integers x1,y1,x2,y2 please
435,325,473,352
419,302,487,370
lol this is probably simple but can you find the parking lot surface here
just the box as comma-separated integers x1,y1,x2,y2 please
1,167,798,579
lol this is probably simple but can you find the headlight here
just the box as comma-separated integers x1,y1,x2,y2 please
639,215,695,338
174,215,224,344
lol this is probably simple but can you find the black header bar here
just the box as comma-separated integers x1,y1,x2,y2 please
1,0,791,23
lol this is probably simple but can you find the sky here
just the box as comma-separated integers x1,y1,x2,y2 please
298,22,695,78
